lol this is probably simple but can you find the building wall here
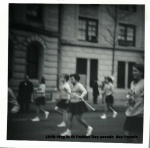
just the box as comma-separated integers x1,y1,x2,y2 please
9,4,59,95
60,4,144,95
60,5,144,51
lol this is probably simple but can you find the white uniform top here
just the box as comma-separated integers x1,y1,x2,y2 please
70,82,87,103
37,84,46,97
126,79,144,117
59,82,71,100
104,82,114,96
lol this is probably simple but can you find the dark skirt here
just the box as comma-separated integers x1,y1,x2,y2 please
69,101,89,115
56,99,69,109
123,116,143,133
105,95,114,104
34,96,45,106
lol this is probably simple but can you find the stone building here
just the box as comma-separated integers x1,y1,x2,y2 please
9,4,144,99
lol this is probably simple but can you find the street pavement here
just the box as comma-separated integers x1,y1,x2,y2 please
9,99,131,143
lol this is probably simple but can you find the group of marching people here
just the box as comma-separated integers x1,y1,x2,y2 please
52,62,144,143
53,73,118,136
8,62,144,143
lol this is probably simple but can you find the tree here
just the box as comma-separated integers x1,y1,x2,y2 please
102,5,135,75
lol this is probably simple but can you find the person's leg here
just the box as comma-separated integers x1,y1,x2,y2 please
60,113,74,136
100,103,108,119
57,109,67,127
63,109,68,123
124,130,133,143
95,95,98,104
25,102,30,113
93,95,97,104
39,106,49,119
75,114,88,128
75,114,93,136
31,105,40,121
108,104,117,118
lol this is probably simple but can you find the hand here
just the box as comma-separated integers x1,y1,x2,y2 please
128,99,135,107
11,106,19,114
54,88,58,91
31,99,35,103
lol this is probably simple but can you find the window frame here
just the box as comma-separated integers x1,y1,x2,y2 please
119,5,137,13
26,41,44,79
78,17,98,43
26,4,43,23
118,23,136,47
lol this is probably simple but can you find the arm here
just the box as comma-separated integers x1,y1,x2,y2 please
111,84,114,95
8,88,20,114
79,84,87,99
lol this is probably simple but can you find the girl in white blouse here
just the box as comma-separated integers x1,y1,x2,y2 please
123,63,144,143
31,77,49,122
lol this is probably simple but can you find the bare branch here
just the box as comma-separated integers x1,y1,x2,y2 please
119,12,133,21
102,35,113,46
106,27,114,39
105,5,116,22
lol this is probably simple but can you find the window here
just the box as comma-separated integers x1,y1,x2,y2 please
117,61,125,88
90,59,98,87
119,5,136,12
128,62,135,88
76,58,87,74
26,42,43,79
26,4,42,22
76,58,98,87
117,61,136,89
118,24,136,47
78,17,98,43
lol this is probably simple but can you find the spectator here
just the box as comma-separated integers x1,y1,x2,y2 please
18,75,33,113
92,77,99,104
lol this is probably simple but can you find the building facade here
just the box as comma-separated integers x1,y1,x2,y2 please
9,4,144,98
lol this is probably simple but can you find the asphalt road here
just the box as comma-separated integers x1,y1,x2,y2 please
9,110,131,143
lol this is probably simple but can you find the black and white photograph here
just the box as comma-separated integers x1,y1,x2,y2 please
0,1,150,148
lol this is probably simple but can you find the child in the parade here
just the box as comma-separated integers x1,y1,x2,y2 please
31,77,49,121
100,76,117,119
54,74,71,127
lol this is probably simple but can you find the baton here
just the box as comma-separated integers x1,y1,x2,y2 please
54,88,96,111
68,92,96,111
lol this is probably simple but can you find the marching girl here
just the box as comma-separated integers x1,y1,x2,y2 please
31,77,49,122
60,73,93,136
54,74,71,127
100,76,117,119
123,63,144,143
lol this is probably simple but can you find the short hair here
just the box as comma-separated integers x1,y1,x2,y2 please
61,74,69,81
70,73,80,81
41,77,45,84
105,76,113,83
